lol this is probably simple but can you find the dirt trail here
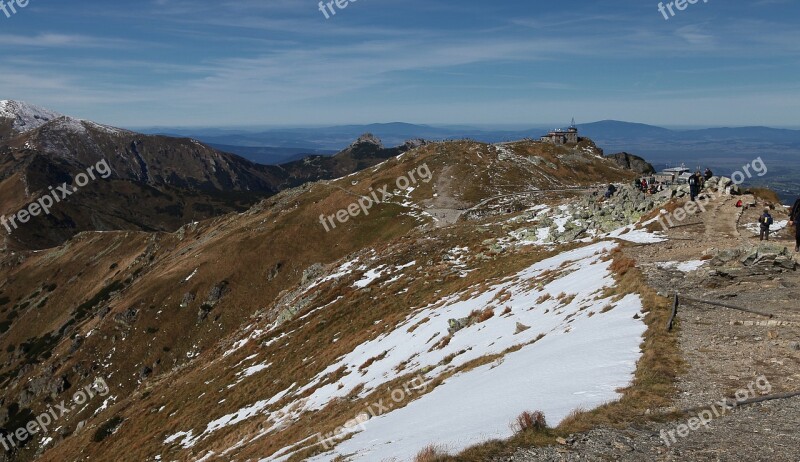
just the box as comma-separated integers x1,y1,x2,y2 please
501,192,800,462
704,195,742,240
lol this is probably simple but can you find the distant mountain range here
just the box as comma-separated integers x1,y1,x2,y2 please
144,120,800,168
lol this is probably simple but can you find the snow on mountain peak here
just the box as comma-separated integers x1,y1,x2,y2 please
0,100,64,133
0,100,128,136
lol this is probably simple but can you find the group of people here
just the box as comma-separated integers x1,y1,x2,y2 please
635,178,667,195
634,168,715,201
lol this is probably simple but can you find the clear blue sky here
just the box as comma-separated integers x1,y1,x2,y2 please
1,0,798,127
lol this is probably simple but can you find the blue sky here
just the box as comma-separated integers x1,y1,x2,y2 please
1,0,799,127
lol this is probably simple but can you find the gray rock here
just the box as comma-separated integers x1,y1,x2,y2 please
203,281,229,308
448,317,470,335
775,255,796,270
605,152,656,174
180,292,195,309
113,308,138,327
139,366,153,380
302,263,325,285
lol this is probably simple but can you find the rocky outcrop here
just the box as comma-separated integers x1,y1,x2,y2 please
517,185,668,244
197,281,229,322
605,152,656,174
709,243,797,274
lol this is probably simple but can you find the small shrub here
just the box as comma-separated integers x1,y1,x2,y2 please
476,308,494,323
435,335,451,350
511,410,548,434
414,444,448,462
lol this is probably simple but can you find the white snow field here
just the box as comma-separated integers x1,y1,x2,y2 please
238,240,649,461
163,239,651,461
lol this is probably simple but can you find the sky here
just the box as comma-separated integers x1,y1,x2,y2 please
1,0,799,128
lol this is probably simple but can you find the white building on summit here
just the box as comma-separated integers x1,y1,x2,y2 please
540,118,579,145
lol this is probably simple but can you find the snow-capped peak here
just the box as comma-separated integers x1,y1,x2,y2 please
0,100,64,134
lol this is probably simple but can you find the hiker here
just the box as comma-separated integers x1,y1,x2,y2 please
604,183,617,199
641,178,648,192
704,168,713,181
688,172,701,202
759,208,774,241
790,197,800,251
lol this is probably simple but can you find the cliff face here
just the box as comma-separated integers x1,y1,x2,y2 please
606,152,656,174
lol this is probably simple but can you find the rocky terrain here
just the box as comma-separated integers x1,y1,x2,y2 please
496,192,800,462
0,121,797,462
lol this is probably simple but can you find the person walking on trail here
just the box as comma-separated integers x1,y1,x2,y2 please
688,172,701,202
789,197,800,251
759,208,774,241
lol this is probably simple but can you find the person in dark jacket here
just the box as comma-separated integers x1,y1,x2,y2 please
688,172,701,202
789,198,800,251
759,208,774,241
704,168,713,181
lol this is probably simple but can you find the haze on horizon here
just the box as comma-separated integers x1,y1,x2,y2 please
1,0,799,128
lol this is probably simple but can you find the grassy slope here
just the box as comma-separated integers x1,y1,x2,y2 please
0,139,639,461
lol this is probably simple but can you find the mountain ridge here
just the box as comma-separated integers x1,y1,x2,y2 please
0,101,430,250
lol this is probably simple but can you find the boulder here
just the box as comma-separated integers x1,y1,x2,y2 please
448,317,470,335
605,152,656,174
179,292,195,309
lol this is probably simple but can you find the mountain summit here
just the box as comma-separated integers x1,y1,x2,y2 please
0,100,63,135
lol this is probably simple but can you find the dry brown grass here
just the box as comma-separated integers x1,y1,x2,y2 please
511,410,548,434
747,187,781,204
415,444,449,461
469,308,495,324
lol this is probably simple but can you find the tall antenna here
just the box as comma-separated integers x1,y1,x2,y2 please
570,117,576,129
